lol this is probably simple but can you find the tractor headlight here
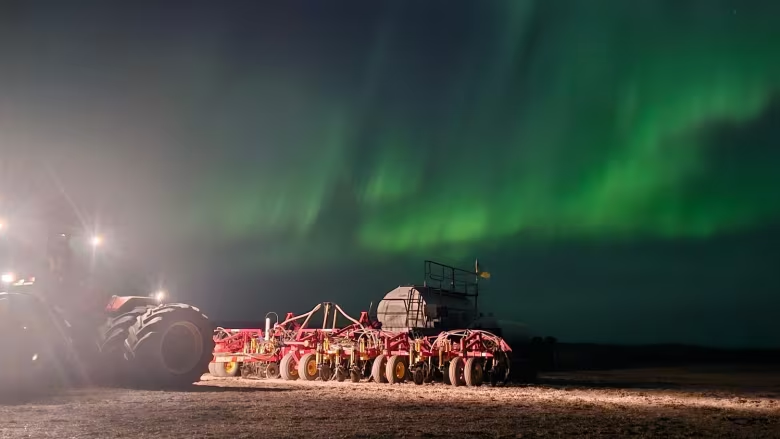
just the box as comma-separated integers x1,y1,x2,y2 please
1,273,14,284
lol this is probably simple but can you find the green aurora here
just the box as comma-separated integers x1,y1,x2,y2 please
179,1,780,267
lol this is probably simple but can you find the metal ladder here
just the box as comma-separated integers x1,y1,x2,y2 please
405,288,425,328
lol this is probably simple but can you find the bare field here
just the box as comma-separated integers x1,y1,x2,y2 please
1,366,779,438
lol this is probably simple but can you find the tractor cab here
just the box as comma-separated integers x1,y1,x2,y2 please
1,225,47,295
0,219,95,309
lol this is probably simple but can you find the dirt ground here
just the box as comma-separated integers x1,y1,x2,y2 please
1,365,779,438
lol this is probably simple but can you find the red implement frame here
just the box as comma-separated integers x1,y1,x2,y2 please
210,302,512,386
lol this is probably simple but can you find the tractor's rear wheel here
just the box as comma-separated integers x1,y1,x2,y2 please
96,306,152,385
371,355,388,383
123,304,213,388
280,353,299,380
298,353,318,381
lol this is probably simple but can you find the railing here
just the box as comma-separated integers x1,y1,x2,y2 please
423,260,479,297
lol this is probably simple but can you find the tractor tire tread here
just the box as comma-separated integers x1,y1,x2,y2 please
123,303,213,388
98,307,152,354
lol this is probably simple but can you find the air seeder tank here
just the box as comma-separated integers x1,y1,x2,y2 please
374,260,532,345
374,260,547,380
376,285,475,332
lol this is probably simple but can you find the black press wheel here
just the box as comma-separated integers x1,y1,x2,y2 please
350,369,361,383
265,362,280,379
412,367,425,385
319,363,332,381
489,351,511,387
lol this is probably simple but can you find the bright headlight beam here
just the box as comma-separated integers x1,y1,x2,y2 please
90,235,103,247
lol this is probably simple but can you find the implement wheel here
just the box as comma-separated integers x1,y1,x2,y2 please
280,353,298,381
208,363,217,376
372,355,388,383
298,353,318,381
350,369,361,383
386,355,407,384
448,357,465,387
489,351,511,387
412,367,424,385
464,358,484,387
266,362,280,379
212,361,240,377
211,361,240,377
319,363,332,381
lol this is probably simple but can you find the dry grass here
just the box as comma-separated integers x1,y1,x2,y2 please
1,366,778,438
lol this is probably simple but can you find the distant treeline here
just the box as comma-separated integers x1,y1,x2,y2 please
535,343,780,371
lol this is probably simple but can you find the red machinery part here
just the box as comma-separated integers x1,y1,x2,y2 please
209,302,513,387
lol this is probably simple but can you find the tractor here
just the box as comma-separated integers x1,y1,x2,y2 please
0,209,213,395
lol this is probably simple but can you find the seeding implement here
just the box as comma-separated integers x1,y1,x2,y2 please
210,260,518,386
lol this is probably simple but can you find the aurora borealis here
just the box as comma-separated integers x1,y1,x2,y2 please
180,1,780,259
2,0,780,347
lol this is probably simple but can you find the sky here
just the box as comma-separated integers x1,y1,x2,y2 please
0,0,779,348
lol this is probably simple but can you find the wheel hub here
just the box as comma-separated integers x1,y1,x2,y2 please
395,362,405,379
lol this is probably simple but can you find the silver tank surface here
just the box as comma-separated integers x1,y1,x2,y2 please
375,286,534,348
376,286,477,332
